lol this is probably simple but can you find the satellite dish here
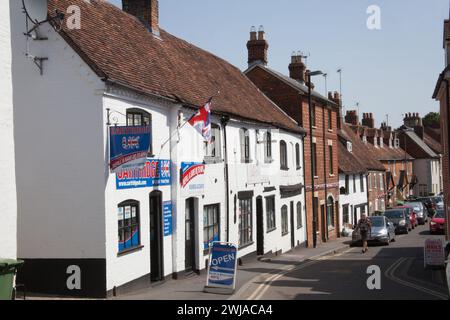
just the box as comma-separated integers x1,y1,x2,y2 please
22,0,48,24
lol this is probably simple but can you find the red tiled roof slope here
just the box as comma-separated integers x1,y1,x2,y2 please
48,0,302,133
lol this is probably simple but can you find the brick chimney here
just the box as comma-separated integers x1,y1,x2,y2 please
380,122,392,131
404,113,424,139
345,110,359,126
123,0,160,36
289,52,306,83
247,26,269,68
362,113,375,128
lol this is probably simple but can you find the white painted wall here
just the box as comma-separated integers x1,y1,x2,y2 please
10,5,107,259
339,173,368,233
103,93,174,290
413,159,442,196
0,0,17,259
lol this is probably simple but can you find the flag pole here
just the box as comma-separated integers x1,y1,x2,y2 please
160,95,217,150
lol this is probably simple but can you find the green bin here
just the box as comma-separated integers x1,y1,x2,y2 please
0,259,24,300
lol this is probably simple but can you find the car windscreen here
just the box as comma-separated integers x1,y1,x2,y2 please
384,211,404,219
369,217,384,227
434,210,445,219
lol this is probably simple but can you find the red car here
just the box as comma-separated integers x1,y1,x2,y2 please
430,209,446,234
397,206,417,229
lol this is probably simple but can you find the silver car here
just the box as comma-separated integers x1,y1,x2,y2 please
406,201,427,225
352,216,396,246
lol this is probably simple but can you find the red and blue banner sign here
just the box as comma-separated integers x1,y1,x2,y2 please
116,159,171,190
181,162,206,194
110,126,151,173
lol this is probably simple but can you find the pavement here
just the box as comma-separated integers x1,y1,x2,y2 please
115,237,350,300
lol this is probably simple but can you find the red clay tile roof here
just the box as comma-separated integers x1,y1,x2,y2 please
341,125,386,172
338,142,367,174
48,0,303,133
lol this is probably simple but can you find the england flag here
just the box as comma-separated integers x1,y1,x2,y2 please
188,98,212,143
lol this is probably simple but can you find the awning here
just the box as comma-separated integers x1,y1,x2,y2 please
280,184,303,199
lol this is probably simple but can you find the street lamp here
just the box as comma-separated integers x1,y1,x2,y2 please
306,69,323,248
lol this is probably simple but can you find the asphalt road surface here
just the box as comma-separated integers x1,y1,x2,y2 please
241,224,449,300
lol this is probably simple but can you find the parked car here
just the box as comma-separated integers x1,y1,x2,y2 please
417,197,438,218
405,201,427,225
384,209,411,234
430,209,446,235
397,206,417,229
352,216,396,246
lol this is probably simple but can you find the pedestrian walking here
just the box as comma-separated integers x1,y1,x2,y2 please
356,214,372,254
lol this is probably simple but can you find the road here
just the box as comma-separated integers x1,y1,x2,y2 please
238,224,448,300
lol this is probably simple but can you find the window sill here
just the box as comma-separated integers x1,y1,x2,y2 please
117,245,144,257
329,174,335,177
266,227,277,234
265,158,274,164
297,226,303,230
239,242,255,250
204,157,223,165
296,167,302,171
328,129,333,133
281,167,289,171
282,232,289,237
314,176,320,180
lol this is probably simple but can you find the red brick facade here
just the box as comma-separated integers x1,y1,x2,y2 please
246,65,340,247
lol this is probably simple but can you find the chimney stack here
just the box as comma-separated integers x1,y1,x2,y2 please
404,113,424,139
123,0,160,36
345,110,359,126
289,52,306,83
380,122,392,132
247,25,269,68
362,113,375,128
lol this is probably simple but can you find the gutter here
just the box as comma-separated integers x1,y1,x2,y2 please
221,115,231,242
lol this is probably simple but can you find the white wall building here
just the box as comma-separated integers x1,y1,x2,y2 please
0,0,17,260
10,0,306,298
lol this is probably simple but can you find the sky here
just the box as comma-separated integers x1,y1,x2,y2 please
110,0,449,128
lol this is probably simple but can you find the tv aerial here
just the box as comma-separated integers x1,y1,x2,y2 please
21,0,65,75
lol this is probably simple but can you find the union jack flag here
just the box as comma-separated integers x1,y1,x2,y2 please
188,98,212,143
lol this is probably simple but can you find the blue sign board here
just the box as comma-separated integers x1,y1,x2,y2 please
206,243,238,290
163,201,173,237
110,126,151,172
116,159,171,190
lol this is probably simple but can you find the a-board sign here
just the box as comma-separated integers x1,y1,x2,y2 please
424,239,445,268
204,242,238,295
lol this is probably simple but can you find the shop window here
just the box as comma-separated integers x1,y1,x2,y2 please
205,124,221,161
239,197,253,247
296,202,303,229
264,131,273,163
280,140,288,170
203,204,220,250
281,205,289,236
240,128,251,163
118,200,141,253
126,108,152,156
266,196,276,232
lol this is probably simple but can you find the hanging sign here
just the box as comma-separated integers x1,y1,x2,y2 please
204,242,238,295
109,126,151,173
181,162,205,196
116,159,171,190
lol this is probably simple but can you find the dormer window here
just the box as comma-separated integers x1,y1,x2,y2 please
394,138,400,148
346,142,353,153
379,137,384,148
362,136,367,144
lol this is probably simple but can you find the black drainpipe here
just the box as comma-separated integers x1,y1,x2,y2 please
444,79,450,241
221,115,231,242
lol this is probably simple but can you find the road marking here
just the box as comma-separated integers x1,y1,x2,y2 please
385,257,448,300
247,247,353,300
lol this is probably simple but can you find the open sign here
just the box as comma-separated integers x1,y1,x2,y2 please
205,242,238,294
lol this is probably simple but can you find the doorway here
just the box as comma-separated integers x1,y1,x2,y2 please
256,197,264,256
149,191,164,282
185,198,196,271
321,204,327,243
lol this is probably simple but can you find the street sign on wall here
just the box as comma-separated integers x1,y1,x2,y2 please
163,201,173,237
204,242,238,295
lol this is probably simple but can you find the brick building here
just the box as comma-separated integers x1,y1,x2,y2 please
345,111,414,210
343,112,387,215
432,19,450,240
244,31,340,247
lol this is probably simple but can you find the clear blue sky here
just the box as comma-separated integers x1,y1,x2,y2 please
110,0,448,128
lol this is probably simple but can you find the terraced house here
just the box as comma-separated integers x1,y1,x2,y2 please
8,0,308,298
245,36,341,247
